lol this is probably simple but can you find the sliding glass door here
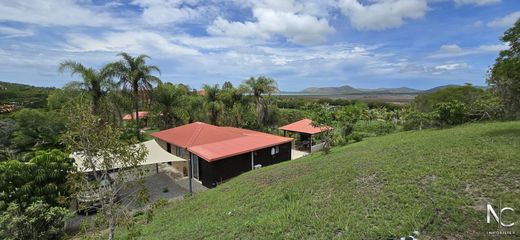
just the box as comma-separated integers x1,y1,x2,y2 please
191,154,199,180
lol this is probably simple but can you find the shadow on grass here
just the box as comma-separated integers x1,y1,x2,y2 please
481,128,520,138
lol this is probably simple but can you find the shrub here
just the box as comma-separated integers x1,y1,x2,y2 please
434,100,467,126
403,111,438,130
0,201,72,240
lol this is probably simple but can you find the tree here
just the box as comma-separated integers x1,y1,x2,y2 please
185,94,208,123
434,100,467,126
310,104,335,154
202,84,223,125
241,76,278,128
151,83,189,129
63,105,148,240
335,104,362,142
413,85,486,112
222,81,234,89
0,201,71,240
218,85,254,127
11,109,65,151
487,19,520,119
110,52,161,139
59,61,115,115
0,150,73,210
0,118,15,160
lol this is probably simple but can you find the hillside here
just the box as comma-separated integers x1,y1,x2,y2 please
301,85,362,94
301,85,421,94
0,81,55,109
423,85,488,93
112,121,520,239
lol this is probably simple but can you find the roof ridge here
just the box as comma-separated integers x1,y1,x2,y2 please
185,123,205,148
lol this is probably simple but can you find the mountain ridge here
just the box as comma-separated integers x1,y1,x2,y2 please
300,84,487,94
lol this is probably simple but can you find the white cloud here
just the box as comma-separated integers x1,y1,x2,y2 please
337,0,428,30
440,44,463,53
64,31,200,57
131,0,210,25
429,43,507,58
454,0,500,6
0,0,119,27
207,1,335,45
434,63,468,71
0,26,33,38
487,11,520,28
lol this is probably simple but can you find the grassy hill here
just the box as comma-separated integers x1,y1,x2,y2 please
0,81,55,109
113,121,520,239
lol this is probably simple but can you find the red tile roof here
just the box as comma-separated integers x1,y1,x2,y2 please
151,122,293,162
278,118,330,135
123,111,149,120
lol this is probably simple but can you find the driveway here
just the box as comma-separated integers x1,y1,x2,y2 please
66,172,187,234
120,172,188,208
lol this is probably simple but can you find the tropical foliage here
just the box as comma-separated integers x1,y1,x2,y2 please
0,150,73,211
487,19,520,119
0,201,71,240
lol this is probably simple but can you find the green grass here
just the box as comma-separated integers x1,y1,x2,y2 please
114,121,520,239
142,128,159,141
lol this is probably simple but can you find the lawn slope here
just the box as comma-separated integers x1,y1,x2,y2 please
123,121,520,239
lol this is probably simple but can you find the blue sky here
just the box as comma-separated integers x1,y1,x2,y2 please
0,0,518,91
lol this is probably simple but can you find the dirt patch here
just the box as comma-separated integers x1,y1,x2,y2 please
354,173,385,194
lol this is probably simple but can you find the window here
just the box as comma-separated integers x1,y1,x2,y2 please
271,146,280,155
176,147,186,158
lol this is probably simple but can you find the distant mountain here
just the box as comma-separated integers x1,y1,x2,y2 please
301,85,361,94
423,85,488,93
300,85,420,94
358,87,421,94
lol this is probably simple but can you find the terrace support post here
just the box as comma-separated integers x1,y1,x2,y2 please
156,163,159,174
188,153,193,194
310,134,313,153
251,152,254,170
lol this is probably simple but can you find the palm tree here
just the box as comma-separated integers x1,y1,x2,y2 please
151,83,189,129
241,76,278,127
109,53,161,139
202,84,223,125
58,61,115,115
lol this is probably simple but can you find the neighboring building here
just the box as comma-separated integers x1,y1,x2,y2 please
151,122,294,188
279,118,331,153
0,104,16,114
122,111,149,121
196,89,206,96
122,111,150,127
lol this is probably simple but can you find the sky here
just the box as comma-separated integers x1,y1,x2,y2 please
0,0,518,91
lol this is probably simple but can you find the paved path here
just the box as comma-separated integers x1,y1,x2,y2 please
292,149,309,160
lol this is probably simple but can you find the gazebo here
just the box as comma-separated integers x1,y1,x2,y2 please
278,118,331,153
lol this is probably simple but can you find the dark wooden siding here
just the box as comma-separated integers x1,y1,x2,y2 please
198,152,251,188
196,142,292,188
253,142,292,167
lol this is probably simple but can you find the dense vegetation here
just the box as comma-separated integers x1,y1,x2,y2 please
0,81,54,109
101,121,520,239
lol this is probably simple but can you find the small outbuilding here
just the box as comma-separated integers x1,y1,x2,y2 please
151,122,294,188
278,118,331,153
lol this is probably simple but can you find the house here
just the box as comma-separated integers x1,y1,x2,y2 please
151,122,294,188
122,111,150,127
122,111,149,121
279,118,331,153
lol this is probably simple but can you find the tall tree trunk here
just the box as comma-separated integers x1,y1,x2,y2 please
107,201,115,240
133,85,140,140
